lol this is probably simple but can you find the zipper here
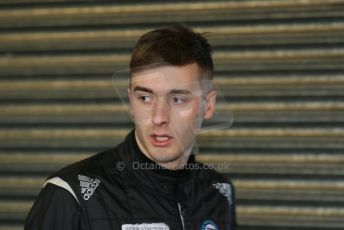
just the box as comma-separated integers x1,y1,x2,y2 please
177,202,186,230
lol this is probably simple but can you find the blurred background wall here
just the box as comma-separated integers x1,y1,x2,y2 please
1,0,344,229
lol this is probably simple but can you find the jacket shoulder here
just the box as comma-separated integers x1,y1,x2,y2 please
45,148,122,203
194,160,236,216
194,160,233,184
25,183,84,230
50,148,117,180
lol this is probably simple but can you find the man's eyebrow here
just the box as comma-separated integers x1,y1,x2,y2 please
133,87,192,95
169,89,192,95
133,86,153,93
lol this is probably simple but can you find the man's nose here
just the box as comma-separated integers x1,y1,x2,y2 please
152,99,169,126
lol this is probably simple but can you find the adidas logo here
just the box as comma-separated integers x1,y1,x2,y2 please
78,175,100,200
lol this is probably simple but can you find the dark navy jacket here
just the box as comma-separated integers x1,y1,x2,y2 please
25,130,236,230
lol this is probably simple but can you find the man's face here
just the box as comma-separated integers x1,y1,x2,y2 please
128,63,216,169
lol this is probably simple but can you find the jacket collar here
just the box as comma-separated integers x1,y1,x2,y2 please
126,129,196,181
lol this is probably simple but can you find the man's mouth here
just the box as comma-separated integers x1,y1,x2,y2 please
151,134,172,147
155,136,169,142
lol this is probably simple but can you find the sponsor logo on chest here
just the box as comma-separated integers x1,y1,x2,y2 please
78,175,100,200
201,220,219,230
121,223,170,230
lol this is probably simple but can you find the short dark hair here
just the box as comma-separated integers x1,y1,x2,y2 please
129,24,214,80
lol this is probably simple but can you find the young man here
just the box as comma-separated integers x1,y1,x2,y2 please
25,25,237,230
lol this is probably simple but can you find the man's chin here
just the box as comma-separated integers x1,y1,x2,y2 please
150,153,179,163
149,151,181,165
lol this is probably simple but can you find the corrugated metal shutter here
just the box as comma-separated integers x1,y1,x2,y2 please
1,1,344,229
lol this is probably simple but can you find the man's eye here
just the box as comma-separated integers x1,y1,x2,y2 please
138,95,152,103
171,96,186,104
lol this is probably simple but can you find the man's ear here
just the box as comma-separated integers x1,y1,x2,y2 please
203,90,217,119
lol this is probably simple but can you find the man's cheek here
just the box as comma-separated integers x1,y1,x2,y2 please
177,107,193,117
176,103,200,118
132,108,152,124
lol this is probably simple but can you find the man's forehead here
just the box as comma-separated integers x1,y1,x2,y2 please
132,64,200,81
131,67,202,91
130,82,203,97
